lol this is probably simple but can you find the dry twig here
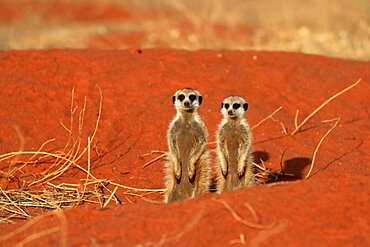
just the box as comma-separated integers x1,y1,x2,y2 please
252,106,282,130
291,78,361,135
15,226,60,247
229,233,247,245
103,186,119,208
142,153,167,169
294,109,300,129
212,198,276,230
305,118,340,179
253,161,294,184
270,116,288,135
248,221,287,247
0,213,46,241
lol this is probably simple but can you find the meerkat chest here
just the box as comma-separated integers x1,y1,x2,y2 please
223,123,245,151
174,120,202,154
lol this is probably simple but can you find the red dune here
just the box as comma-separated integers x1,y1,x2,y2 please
0,49,369,246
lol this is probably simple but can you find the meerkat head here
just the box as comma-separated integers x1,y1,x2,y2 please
172,88,203,112
221,96,248,120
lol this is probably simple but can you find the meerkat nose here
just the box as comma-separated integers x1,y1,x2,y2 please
184,101,190,107
228,110,233,115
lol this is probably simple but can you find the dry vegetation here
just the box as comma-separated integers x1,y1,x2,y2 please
0,88,164,224
0,0,369,60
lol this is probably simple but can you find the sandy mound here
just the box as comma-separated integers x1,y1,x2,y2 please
0,49,369,246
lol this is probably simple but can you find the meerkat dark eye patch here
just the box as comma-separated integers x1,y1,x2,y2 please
224,103,230,109
178,94,185,101
189,94,196,102
233,103,241,110
198,96,203,105
243,103,248,111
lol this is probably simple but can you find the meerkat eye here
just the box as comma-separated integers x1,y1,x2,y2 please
224,103,230,109
189,94,196,102
233,103,241,110
178,94,185,101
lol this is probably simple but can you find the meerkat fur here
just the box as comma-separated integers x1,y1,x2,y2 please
164,88,209,202
216,96,255,192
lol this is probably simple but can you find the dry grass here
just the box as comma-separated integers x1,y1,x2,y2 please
254,163,294,185
0,87,164,224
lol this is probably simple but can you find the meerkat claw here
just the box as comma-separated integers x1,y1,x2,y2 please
238,167,245,178
188,170,196,183
174,166,182,181
222,168,228,177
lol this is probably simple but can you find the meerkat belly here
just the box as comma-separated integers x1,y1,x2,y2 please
224,125,244,189
173,122,198,198
177,127,195,166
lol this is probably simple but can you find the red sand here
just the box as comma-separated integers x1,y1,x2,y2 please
0,49,369,246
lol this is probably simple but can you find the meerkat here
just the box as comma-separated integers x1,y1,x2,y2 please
164,88,209,203
216,96,255,193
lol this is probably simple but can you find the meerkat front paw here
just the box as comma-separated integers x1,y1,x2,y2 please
174,162,182,181
221,159,228,177
238,166,245,178
221,167,228,177
188,165,196,182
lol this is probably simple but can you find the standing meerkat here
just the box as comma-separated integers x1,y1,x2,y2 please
164,88,209,202
216,96,255,192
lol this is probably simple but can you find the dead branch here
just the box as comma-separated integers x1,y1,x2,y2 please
142,153,167,169
291,78,361,135
252,106,282,130
305,118,340,179
212,198,276,230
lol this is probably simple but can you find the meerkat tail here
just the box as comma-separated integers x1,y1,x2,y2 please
193,152,210,196
244,153,255,187
164,158,175,203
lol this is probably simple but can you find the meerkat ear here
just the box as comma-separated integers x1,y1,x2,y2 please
198,96,203,105
221,103,224,109
243,103,248,111
172,96,176,104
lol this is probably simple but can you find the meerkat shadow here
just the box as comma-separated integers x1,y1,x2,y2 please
253,151,270,165
283,157,312,180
